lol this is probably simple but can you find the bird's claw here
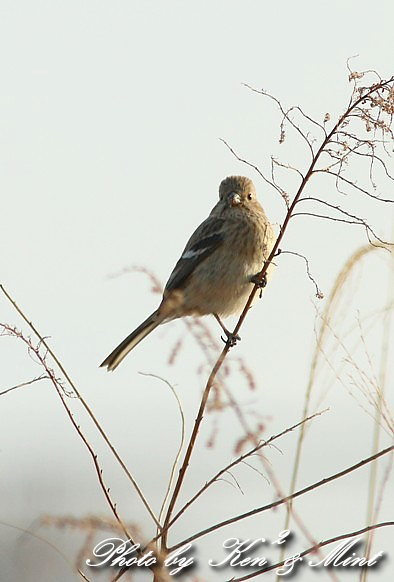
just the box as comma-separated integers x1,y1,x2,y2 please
221,332,241,347
251,273,267,289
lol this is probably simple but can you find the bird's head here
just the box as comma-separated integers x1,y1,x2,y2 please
219,175,257,208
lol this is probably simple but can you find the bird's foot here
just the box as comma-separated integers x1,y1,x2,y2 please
214,313,240,347
251,273,267,289
221,330,241,347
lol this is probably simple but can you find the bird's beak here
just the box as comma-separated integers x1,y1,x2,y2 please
228,192,241,207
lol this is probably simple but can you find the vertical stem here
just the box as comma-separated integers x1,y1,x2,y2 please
160,79,391,552
361,226,394,582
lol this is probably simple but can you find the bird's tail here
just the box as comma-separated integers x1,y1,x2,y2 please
100,310,163,371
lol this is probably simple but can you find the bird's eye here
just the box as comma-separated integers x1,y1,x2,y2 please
247,192,253,200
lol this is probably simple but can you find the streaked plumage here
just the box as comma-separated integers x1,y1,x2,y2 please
100,176,274,371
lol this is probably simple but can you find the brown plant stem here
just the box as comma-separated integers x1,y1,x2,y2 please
0,324,131,542
161,77,394,552
0,284,160,530
150,410,327,548
169,444,393,551
230,522,393,581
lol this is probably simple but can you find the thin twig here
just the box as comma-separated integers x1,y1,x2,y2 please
170,445,393,550
149,411,327,549
242,84,315,157
220,139,290,207
0,324,132,542
138,372,185,540
279,250,323,298
0,520,91,581
161,77,394,551
314,169,394,203
0,374,48,396
292,212,387,245
230,522,393,581
0,284,160,529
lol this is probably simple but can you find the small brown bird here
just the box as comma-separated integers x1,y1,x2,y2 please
100,176,274,371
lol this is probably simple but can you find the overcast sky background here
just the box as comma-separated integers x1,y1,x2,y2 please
1,1,394,581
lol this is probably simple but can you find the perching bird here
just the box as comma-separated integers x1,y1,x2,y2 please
100,175,274,371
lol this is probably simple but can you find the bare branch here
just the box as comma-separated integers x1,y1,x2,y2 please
162,75,394,552
242,84,315,157
314,169,394,203
231,522,393,581
151,411,327,548
0,374,49,396
295,196,390,244
0,284,161,530
279,250,324,298
138,372,185,534
220,138,290,207
0,323,133,543
292,212,388,246
170,445,393,550
271,156,305,181
291,104,328,136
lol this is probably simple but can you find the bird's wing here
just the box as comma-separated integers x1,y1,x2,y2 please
165,216,225,292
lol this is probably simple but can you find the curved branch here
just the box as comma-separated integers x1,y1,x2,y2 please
0,284,161,530
292,212,387,245
271,157,305,181
161,75,394,552
243,84,315,157
279,250,323,298
295,196,388,245
314,169,394,203
0,323,133,544
220,139,289,207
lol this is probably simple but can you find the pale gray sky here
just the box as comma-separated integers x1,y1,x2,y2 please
1,1,394,581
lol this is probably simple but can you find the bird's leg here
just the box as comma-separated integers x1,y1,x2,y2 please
214,314,240,347
250,272,267,299
250,272,267,288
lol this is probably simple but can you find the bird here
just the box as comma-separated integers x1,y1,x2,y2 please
100,175,274,371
